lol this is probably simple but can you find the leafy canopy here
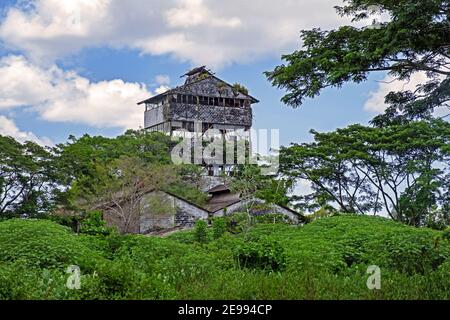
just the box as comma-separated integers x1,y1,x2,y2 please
265,0,450,125
280,119,450,227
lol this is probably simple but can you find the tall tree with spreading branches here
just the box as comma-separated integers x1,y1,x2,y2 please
265,0,450,125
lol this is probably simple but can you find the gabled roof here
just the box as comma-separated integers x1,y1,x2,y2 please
182,65,209,77
207,184,231,194
137,69,259,105
204,198,242,213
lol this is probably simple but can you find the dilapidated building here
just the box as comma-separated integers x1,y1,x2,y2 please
138,66,258,135
104,185,302,234
103,67,302,234
138,66,259,176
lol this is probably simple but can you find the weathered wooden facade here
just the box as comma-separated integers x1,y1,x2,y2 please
138,66,259,134
138,67,259,176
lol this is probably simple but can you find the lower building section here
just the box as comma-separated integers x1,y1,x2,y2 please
103,187,303,235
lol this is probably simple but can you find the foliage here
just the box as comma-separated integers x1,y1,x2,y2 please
165,182,209,206
234,236,286,271
194,220,208,244
0,219,101,270
212,217,227,239
79,211,112,236
265,0,450,125
231,164,294,207
55,130,176,207
224,212,252,234
443,227,450,241
72,156,177,234
253,213,293,225
1,215,450,300
164,164,209,206
280,120,450,226
232,83,249,95
303,207,336,224
0,136,59,218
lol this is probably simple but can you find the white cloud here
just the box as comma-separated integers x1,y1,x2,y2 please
0,115,53,146
0,55,151,129
364,73,447,115
165,0,242,29
155,85,171,95
0,0,349,68
0,55,55,109
293,179,313,197
155,74,170,85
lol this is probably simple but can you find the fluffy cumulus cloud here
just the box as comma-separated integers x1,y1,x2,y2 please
364,72,448,117
155,75,171,86
364,73,431,113
0,0,350,137
0,115,53,145
0,0,348,68
0,55,150,129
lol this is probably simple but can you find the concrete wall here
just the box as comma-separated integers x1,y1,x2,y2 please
139,191,209,234
140,192,176,233
173,196,209,228
178,76,252,100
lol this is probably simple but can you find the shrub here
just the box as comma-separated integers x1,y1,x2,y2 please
254,213,292,225
212,218,227,239
234,236,286,271
443,227,450,241
79,211,112,236
225,213,250,234
1,215,449,300
379,231,450,275
194,220,208,244
0,219,102,270
0,261,72,300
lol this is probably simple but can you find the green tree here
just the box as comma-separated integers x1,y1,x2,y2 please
72,157,178,233
280,120,450,226
0,136,58,218
55,130,176,208
194,219,208,244
265,0,450,125
230,164,294,218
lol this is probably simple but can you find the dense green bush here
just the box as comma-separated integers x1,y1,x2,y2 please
79,211,112,236
443,227,450,241
194,220,208,244
1,215,449,300
254,213,293,225
0,219,102,270
234,236,286,271
212,217,227,239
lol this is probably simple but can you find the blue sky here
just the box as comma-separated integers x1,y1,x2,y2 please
0,0,388,147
